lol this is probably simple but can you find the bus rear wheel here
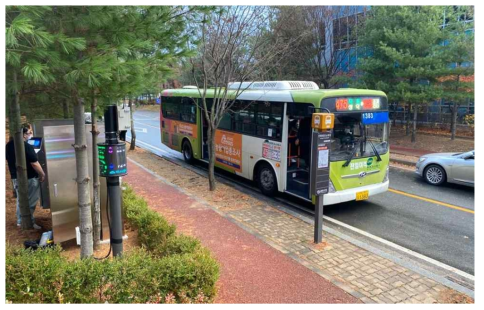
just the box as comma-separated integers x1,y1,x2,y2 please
182,140,193,164
257,163,277,196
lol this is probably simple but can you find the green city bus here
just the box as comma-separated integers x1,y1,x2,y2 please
160,81,389,205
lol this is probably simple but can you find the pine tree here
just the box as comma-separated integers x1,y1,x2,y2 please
6,6,84,230
437,6,474,140
42,6,203,257
356,6,445,143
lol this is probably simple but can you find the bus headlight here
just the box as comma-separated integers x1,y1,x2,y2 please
329,180,336,193
383,166,389,183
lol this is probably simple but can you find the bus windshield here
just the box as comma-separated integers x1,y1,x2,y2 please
330,114,388,162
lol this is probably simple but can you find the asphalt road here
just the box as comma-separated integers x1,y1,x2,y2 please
127,109,475,275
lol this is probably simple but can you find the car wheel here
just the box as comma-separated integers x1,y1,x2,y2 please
182,140,193,164
424,164,446,186
257,163,277,196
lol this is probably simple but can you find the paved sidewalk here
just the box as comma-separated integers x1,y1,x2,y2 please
124,160,358,303
124,158,472,304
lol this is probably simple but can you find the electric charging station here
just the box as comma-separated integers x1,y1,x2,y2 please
98,105,127,257
310,113,334,244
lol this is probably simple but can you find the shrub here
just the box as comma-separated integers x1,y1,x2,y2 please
6,185,219,303
464,114,474,129
6,246,219,303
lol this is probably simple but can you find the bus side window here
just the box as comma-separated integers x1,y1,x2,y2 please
234,101,256,135
256,101,282,140
180,97,196,123
164,97,180,120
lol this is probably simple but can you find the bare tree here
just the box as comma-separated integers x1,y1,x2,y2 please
269,6,362,89
191,6,302,191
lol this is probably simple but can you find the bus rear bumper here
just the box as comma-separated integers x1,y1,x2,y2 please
323,181,389,205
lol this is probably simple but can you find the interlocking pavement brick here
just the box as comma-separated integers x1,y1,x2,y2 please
144,157,473,304
360,296,377,304
372,288,384,296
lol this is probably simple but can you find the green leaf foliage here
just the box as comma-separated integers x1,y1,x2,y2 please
6,184,219,303
355,6,447,105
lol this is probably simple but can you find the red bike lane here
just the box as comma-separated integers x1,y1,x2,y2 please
124,160,359,303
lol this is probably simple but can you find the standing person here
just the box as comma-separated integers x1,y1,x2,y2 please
6,126,45,229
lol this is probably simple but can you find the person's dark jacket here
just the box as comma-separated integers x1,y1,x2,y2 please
6,139,39,179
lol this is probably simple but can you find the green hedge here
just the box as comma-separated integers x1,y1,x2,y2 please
6,185,219,303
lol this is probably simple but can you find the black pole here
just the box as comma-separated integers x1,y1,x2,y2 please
107,177,123,256
314,195,324,243
101,105,125,257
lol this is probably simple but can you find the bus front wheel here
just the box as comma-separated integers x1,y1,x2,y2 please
257,163,277,196
182,140,193,164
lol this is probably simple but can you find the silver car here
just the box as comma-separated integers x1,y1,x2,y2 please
415,150,474,187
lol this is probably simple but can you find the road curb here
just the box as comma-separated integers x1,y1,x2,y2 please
390,158,416,166
127,152,474,302
126,157,365,303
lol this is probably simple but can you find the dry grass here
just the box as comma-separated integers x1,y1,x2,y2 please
438,289,474,304
390,127,474,153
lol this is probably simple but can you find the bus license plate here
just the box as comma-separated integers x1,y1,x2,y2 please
356,190,369,201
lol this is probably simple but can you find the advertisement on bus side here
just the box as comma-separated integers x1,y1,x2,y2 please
215,130,242,172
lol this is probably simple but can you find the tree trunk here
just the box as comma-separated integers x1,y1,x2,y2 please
393,102,398,127
405,103,411,136
206,125,217,191
129,98,136,150
73,96,93,258
450,73,461,136
449,104,454,134
11,70,33,229
411,104,418,143
63,99,69,119
451,102,458,140
91,93,101,250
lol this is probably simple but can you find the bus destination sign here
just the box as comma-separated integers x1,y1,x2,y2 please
335,97,381,111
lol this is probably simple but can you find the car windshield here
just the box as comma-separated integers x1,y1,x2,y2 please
330,114,389,162
460,151,474,158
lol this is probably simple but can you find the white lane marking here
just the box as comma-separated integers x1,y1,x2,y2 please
134,127,147,133
133,121,160,130
134,116,160,121
130,137,474,281
323,215,475,281
134,112,159,120
126,136,170,155
134,140,169,155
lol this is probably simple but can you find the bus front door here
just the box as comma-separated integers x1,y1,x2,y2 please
285,116,311,199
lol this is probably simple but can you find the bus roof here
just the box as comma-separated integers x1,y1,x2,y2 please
161,83,387,108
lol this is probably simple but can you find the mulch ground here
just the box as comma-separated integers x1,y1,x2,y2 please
390,126,474,153
5,160,139,260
